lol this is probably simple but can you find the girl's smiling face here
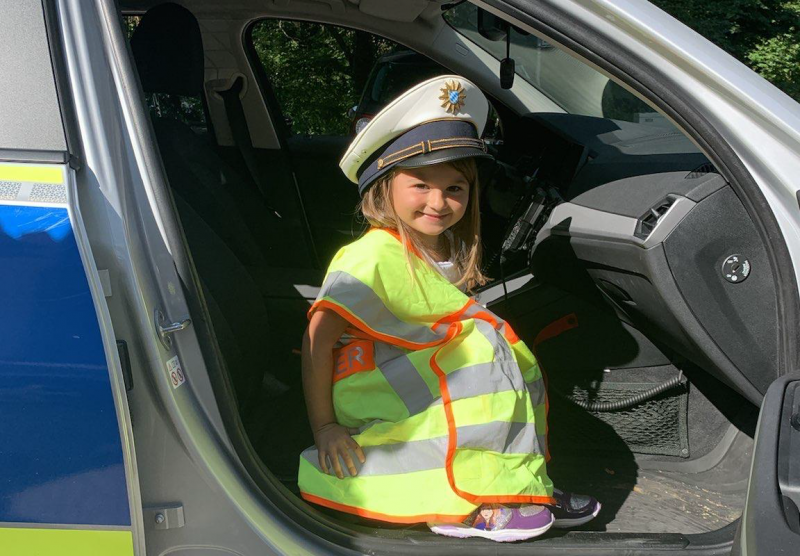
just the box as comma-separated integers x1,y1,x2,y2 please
390,164,469,246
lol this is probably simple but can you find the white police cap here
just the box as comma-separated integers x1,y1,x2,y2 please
339,75,493,195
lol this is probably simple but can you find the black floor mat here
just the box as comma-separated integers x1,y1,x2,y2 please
553,467,745,533
548,431,751,534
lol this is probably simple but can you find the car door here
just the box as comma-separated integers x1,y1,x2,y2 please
0,2,144,554
735,373,800,555
0,162,143,556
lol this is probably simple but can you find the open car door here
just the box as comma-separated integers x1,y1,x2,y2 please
737,373,800,554
0,2,145,554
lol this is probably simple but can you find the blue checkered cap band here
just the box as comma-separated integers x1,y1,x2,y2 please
357,120,490,194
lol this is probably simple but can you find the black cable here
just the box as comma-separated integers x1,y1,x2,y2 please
563,371,686,412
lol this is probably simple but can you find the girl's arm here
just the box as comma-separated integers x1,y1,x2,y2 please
302,307,366,478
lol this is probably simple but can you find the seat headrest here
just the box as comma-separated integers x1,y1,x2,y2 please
131,3,204,96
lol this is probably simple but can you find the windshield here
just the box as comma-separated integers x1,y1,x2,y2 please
369,60,446,104
444,4,673,129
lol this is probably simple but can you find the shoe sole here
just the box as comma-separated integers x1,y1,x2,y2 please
551,502,602,529
429,514,554,542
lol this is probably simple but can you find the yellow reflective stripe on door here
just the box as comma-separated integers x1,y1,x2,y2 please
0,164,64,184
0,527,133,555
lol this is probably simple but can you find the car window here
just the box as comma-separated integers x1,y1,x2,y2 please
444,4,674,129
249,21,453,137
249,20,406,136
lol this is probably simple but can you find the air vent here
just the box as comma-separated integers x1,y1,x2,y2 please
635,196,676,239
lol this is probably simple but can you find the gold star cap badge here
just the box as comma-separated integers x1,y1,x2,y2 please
439,80,467,114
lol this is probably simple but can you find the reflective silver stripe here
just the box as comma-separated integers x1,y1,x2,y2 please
446,362,525,400
489,319,514,362
462,302,482,317
457,421,545,456
473,318,547,408
375,342,435,416
301,436,447,476
445,321,547,407
447,361,545,408
300,421,545,477
444,320,528,398
473,318,513,363
319,271,442,345
528,379,547,408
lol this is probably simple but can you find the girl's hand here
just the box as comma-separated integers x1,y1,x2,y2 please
314,423,366,478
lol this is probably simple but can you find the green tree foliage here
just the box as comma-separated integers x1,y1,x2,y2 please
251,20,395,135
651,0,800,100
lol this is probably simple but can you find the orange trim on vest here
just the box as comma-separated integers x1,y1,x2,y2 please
309,299,444,351
502,323,520,344
433,299,521,344
471,309,498,328
432,298,476,332
300,492,471,524
430,322,557,506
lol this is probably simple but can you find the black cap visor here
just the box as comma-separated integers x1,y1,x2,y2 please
396,147,496,186
357,120,494,195
394,147,494,170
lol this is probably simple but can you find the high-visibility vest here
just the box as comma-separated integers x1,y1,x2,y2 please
299,228,553,524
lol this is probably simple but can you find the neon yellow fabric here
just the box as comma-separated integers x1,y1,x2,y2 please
0,164,64,184
0,527,133,555
300,460,478,517
299,229,551,522
323,231,468,325
333,368,409,426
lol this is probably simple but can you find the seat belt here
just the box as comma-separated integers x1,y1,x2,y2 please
219,76,281,219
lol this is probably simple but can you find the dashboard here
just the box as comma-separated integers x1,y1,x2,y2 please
486,113,779,403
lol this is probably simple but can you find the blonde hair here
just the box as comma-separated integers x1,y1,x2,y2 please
358,158,489,293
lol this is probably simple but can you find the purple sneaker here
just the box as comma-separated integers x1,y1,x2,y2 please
548,488,601,528
428,504,554,542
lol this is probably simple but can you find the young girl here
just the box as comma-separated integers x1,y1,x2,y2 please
298,76,599,542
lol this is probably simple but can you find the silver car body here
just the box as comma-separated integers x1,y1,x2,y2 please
4,0,798,553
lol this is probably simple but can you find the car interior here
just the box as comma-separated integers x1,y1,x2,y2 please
120,0,781,547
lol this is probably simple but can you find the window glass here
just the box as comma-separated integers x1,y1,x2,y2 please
250,21,449,136
251,20,394,135
444,4,673,129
